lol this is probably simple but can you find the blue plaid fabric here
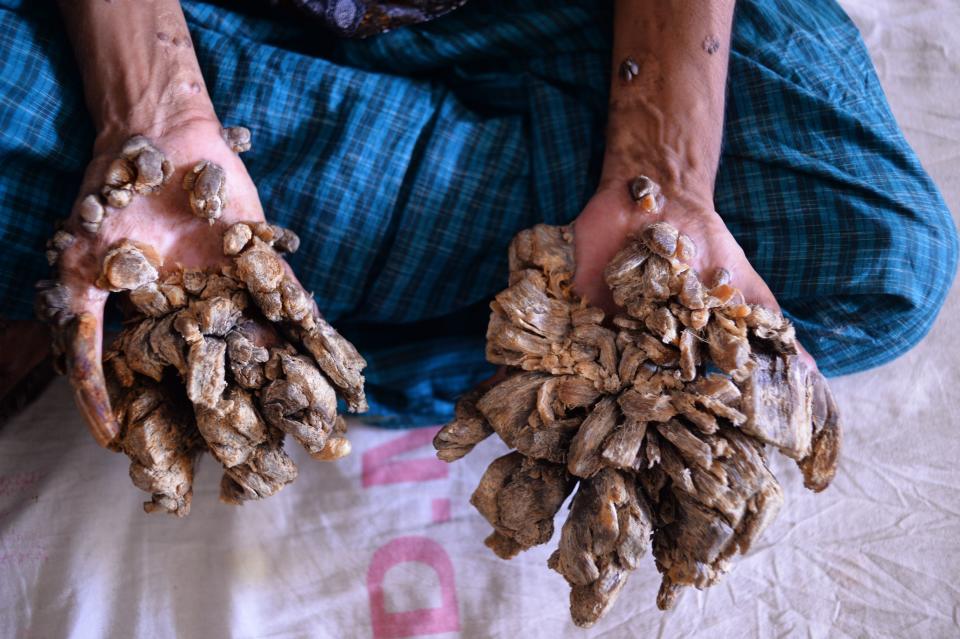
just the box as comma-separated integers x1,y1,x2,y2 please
0,0,955,427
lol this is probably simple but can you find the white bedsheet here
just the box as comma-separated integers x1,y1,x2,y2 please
2,1,959,637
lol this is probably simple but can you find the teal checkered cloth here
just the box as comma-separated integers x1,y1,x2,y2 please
0,0,955,426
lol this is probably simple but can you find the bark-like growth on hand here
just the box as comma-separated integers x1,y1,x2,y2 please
99,222,366,514
44,230,76,266
79,195,106,234
628,175,665,213
183,160,227,224
109,379,200,516
434,221,842,626
619,57,639,82
34,279,74,328
101,135,174,209
75,135,173,235
222,126,252,154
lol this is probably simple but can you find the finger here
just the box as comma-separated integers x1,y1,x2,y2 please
434,387,495,462
114,380,198,516
220,443,298,505
67,307,120,448
223,221,368,413
549,469,650,625
35,261,120,448
226,221,310,324
799,367,842,492
68,265,130,449
471,452,574,560
54,227,129,448
257,341,348,460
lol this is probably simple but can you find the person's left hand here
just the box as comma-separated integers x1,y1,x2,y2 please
570,180,817,369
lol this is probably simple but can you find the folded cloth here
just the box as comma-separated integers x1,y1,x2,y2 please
0,0,955,427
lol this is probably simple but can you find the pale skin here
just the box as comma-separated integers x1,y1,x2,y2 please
6,0,813,444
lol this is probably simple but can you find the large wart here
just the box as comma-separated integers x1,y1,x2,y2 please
79,135,173,235
183,160,227,223
99,223,366,515
434,221,842,625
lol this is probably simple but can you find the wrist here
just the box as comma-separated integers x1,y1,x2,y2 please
93,99,219,156
601,107,718,205
81,39,218,152
598,148,715,215
60,0,219,152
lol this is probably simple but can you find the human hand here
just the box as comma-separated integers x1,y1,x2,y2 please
36,120,367,513
436,214,842,623
36,118,264,446
570,178,818,370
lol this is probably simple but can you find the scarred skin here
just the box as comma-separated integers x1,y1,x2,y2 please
571,1,818,369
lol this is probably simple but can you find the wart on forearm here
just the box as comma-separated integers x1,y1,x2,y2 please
702,34,721,55
619,57,640,82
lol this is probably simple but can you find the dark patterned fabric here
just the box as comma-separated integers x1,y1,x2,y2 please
269,0,468,37
0,0,955,427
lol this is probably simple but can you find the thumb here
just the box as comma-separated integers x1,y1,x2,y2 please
66,302,120,448
37,257,119,448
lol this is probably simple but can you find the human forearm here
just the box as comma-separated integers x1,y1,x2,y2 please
58,0,216,147
602,0,735,207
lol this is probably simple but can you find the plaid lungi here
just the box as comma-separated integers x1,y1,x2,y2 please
0,0,955,426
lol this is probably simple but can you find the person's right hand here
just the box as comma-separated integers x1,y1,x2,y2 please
45,117,284,448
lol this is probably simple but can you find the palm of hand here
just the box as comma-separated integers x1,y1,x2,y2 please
572,185,781,316
49,119,284,446
59,119,267,306
571,184,815,369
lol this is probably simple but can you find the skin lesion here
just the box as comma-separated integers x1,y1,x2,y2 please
619,57,640,82
156,30,193,49
702,34,721,55
170,34,193,49
72,219,365,514
434,221,841,624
